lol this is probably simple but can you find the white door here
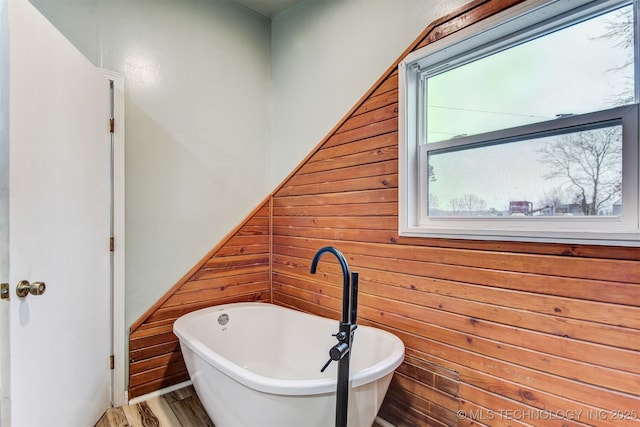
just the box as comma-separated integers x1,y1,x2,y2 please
7,0,111,425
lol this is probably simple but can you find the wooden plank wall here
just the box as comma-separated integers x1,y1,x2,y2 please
270,0,640,425
128,1,640,425
128,200,271,399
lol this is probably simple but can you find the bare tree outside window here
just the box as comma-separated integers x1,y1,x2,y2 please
538,127,623,215
594,7,635,106
448,198,462,215
536,9,631,216
537,187,567,213
460,193,487,214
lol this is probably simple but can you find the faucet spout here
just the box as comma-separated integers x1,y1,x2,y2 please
310,246,351,323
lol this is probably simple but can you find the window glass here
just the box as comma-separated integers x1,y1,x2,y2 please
424,4,634,144
426,123,623,217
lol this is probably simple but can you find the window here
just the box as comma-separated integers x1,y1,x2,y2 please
399,0,640,245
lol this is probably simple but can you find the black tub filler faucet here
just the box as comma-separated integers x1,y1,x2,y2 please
310,246,359,427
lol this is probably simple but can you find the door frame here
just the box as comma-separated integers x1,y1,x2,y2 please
104,69,127,407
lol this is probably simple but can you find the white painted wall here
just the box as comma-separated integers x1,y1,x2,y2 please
28,0,272,328
270,0,470,186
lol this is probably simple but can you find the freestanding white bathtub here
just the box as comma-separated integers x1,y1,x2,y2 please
173,302,405,427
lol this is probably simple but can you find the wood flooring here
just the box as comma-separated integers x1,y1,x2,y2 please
94,386,213,427
95,384,391,427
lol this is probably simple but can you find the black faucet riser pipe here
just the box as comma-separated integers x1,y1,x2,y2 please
310,246,359,427
336,347,350,427
350,272,358,325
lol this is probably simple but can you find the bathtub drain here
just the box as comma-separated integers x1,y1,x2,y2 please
217,313,229,326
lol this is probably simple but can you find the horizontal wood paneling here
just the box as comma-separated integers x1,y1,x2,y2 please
128,2,639,426
380,355,460,427
268,1,639,425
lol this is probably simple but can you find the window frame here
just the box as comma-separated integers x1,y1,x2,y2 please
398,0,640,246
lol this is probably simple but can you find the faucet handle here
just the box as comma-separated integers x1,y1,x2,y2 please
320,358,333,373
330,342,349,360
319,341,350,373
332,331,347,341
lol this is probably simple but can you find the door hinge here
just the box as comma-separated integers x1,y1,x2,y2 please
109,117,115,134
109,236,115,252
109,355,115,370
1,283,9,300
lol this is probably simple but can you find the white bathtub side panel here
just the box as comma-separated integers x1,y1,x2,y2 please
349,372,395,426
181,341,390,427
182,343,335,427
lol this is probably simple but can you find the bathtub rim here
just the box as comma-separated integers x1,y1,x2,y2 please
173,302,405,396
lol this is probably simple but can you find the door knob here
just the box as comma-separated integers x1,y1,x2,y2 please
16,280,46,297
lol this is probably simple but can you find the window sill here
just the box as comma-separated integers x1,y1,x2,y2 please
399,224,640,247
